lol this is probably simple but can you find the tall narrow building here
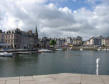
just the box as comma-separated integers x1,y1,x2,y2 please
34,26,39,47
35,26,38,38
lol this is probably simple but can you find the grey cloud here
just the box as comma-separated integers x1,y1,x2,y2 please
0,0,109,40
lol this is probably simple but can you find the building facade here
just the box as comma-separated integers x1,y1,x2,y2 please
56,38,65,48
4,28,38,49
102,37,109,47
0,30,5,43
65,37,73,46
72,36,82,46
39,37,50,48
84,36,103,46
0,30,10,49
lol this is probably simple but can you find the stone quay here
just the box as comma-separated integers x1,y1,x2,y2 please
0,73,109,84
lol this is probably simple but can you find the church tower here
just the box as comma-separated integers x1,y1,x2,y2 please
34,26,39,48
35,26,38,38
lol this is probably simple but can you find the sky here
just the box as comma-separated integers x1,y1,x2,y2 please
0,0,109,39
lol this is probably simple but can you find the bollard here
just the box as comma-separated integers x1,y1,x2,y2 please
96,58,100,76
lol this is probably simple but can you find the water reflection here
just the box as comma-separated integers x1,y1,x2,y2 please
0,51,109,77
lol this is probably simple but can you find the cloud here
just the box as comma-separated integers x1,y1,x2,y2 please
0,0,109,40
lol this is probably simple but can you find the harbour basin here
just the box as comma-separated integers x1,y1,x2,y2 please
0,50,109,77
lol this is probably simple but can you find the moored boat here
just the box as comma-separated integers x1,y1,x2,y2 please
56,48,62,51
38,49,52,53
97,48,101,51
80,48,83,51
0,52,13,57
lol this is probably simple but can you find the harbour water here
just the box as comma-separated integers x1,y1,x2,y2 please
0,50,109,77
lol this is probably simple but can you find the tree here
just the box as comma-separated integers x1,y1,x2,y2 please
49,40,56,48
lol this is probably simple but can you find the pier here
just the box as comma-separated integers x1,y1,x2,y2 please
0,73,109,84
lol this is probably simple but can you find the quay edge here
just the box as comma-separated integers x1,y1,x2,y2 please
0,73,109,84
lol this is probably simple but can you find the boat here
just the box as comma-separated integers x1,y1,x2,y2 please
102,48,107,51
102,48,109,51
80,48,83,51
38,49,52,53
107,49,109,51
56,48,62,51
0,52,13,57
97,48,101,51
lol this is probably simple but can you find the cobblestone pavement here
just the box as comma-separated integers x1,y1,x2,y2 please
0,73,109,84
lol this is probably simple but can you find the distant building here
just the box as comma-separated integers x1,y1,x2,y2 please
102,37,109,47
84,36,103,46
65,37,73,45
0,30,10,49
0,30,5,43
56,38,65,48
4,28,38,49
39,37,50,48
72,36,82,46
65,36,83,46
83,40,90,46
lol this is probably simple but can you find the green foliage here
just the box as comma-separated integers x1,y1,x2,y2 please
50,40,56,46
